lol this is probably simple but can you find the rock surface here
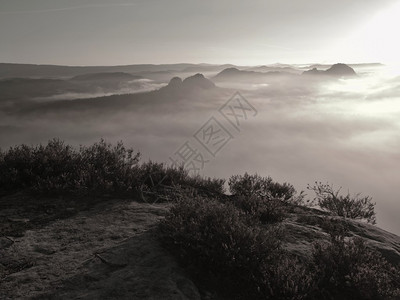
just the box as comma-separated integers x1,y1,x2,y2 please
1,197,399,299
0,199,201,299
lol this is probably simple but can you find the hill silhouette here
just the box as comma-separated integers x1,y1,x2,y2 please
12,73,221,117
325,63,357,76
163,73,215,89
303,63,357,77
182,73,216,89
159,73,216,93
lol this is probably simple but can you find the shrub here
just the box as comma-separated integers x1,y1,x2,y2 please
232,195,286,224
0,139,79,194
159,196,314,299
0,139,225,200
228,173,305,224
76,139,140,195
186,175,226,195
136,161,225,199
312,229,400,299
265,255,316,300
0,139,141,197
228,173,298,202
136,161,187,187
307,182,376,224
159,191,400,299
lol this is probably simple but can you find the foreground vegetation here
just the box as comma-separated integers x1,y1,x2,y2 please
159,179,400,299
1,139,399,299
0,138,223,198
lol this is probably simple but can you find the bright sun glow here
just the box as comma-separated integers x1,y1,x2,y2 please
331,2,400,72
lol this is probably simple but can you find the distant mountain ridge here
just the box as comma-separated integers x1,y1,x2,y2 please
0,62,373,79
213,67,296,82
245,65,300,74
70,72,142,81
0,63,236,79
13,73,221,115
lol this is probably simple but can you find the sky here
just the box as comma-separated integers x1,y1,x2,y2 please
0,0,399,66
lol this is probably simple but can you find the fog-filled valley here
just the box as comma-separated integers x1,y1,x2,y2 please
1,62,399,235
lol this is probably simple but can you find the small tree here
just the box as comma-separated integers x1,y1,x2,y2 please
308,182,376,224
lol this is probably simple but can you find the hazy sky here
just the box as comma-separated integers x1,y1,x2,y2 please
0,0,399,65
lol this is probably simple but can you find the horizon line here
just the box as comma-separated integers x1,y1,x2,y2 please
0,61,385,68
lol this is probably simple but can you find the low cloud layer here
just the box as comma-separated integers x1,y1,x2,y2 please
1,65,399,234
32,79,166,101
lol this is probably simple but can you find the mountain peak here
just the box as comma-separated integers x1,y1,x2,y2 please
325,63,357,77
161,73,215,93
303,63,357,77
167,76,183,87
181,73,215,89
214,67,241,77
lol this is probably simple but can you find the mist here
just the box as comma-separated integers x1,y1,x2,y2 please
0,64,399,234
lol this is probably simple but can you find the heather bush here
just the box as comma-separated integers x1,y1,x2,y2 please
308,182,376,224
312,226,400,299
265,255,315,300
159,196,315,299
136,161,225,195
229,173,301,203
0,139,225,199
76,139,140,195
159,194,400,299
228,173,305,224
0,139,140,196
232,195,286,224
136,161,185,187
0,139,79,194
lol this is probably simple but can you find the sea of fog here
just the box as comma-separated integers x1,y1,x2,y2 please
0,64,399,235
